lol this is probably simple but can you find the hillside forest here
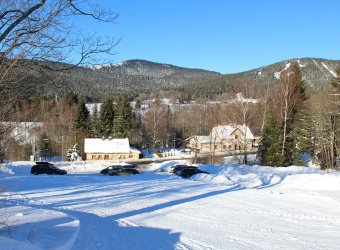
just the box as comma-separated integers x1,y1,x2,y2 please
1,62,339,169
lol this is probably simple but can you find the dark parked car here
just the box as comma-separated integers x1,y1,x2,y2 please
167,164,189,173
100,165,139,176
31,162,67,175
168,164,209,178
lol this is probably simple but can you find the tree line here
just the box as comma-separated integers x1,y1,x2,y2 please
258,63,339,169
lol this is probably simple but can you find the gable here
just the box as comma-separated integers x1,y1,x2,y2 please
211,124,254,140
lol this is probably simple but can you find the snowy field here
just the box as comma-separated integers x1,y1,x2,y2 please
0,160,340,250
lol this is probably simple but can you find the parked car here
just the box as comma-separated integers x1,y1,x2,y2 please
168,164,209,178
100,165,139,176
31,162,67,175
167,164,189,173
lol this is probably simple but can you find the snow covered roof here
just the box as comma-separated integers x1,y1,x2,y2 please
84,138,140,154
194,136,212,144
237,124,255,140
212,124,255,140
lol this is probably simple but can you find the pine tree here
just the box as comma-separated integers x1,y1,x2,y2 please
291,105,313,165
99,98,115,137
91,104,101,137
258,113,286,166
276,62,306,166
64,91,79,106
38,132,51,159
289,62,308,165
113,95,131,138
66,144,82,162
135,99,141,109
140,124,152,149
74,100,90,130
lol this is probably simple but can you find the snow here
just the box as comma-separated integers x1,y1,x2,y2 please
274,62,291,79
193,135,212,144
84,138,140,154
85,103,102,115
1,122,43,145
1,161,340,249
213,124,255,140
235,93,260,104
297,59,306,68
321,62,337,77
88,62,124,70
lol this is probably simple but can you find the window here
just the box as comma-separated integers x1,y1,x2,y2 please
223,145,227,150
129,155,133,158
228,145,231,149
235,135,238,139
98,155,103,160
214,145,218,149
92,155,96,160
104,155,109,160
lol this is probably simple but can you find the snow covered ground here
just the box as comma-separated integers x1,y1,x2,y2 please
0,161,339,249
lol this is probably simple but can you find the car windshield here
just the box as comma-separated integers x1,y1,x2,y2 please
108,166,122,169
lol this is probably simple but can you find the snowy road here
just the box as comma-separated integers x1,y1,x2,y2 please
0,162,339,249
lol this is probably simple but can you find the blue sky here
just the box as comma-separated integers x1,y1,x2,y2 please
74,0,340,74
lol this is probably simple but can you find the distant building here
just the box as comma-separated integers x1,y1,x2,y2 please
186,124,255,154
84,138,140,161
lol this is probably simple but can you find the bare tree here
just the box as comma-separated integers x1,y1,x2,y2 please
308,90,339,169
278,63,305,160
0,0,119,160
228,80,258,164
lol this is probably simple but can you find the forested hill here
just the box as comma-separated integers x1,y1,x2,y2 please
175,58,340,98
7,58,340,98
11,59,220,98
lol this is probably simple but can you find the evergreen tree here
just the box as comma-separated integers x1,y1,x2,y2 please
74,100,90,130
129,112,143,148
99,98,115,137
291,105,313,165
38,132,51,159
66,144,82,162
140,124,152,149
113,95,131,138
91,104,101,137
289,62,308,165
258,113,286,166
273,62,306,166
135,99,141,109
64,91,79,106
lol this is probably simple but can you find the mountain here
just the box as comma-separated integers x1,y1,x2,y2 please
5,58,339,98
17,59,221,97
176,58,340,98
233,57,339,91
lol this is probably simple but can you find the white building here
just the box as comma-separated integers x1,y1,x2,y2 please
84,138,141,161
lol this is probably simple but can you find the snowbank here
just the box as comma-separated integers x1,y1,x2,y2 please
0,206,79,250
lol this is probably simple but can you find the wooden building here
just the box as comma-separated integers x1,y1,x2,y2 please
84,138,140,161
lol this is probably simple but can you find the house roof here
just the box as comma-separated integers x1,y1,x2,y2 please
194,136,212,144
84,138,140,154
212,124,255,140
